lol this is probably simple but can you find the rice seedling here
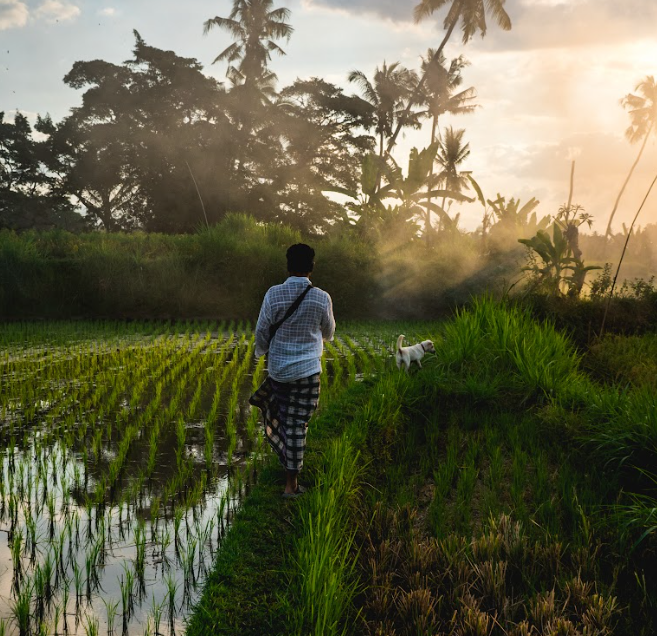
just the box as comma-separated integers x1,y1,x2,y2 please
101,597,119,636
83,612,99,636
165,572,179,625
134,520,147,586
119,565,135,625
72,560,84,607
52,603,62,636
173,506,184,553
42,550,54,603
61,579,70,632
150,593,165,636
184,535,198,586
10,529,24,582
11,575,32,636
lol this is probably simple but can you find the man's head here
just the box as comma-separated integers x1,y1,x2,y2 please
287,243,315,275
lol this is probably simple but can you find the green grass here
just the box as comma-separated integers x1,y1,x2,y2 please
183,299,657,635
185,462,292,636
300,300,657,633
4,299,657,635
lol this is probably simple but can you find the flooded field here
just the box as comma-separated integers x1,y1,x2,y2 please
0,320,402,635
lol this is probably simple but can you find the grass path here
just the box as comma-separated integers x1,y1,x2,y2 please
185,379,374,636
184,460,292,636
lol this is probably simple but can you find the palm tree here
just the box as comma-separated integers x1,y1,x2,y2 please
383,0,511,157
420,50,477,236
348,62,420,160
421,51,477,145
434,126,471,229
203,0,293,89
604,76,657,238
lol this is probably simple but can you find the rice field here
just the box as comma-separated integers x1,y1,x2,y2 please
0,320,427,636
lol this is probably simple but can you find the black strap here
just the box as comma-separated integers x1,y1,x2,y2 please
268,284,313,342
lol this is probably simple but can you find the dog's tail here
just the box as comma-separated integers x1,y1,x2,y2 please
396,334,405,353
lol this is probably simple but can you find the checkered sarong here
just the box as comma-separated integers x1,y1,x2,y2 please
249,373,320,472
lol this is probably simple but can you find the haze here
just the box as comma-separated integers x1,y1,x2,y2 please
1,0,656,232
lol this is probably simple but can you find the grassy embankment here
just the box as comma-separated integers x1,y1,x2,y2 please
188,298,657,636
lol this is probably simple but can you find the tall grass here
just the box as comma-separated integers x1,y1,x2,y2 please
439,296,583,401
291,438,362,636
289,372,412,635
0,214,378,320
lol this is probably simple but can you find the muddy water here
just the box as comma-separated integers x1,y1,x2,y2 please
0,334,261,636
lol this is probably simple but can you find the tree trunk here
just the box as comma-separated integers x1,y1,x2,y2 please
567,160,575,210
373,0,462,195
100,192,114,232
376,132,385,192
604,121,653,239
385,3,460,157
425,115,438,243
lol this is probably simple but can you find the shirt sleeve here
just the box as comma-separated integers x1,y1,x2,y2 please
254,292,272,358
321,293,336,342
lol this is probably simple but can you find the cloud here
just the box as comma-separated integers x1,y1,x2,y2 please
99,7,115,16
0,0,29,30
303,0,415,22
34,0,80,23
303,0,657,51
467,0,657,52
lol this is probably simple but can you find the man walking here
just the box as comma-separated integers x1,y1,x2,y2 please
249,244,335,497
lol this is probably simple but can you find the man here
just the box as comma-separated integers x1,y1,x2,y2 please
249,243,335,498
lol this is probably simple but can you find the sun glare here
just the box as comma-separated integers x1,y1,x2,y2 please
630,40,657,72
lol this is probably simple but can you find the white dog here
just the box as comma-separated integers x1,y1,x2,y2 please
396,334,435,371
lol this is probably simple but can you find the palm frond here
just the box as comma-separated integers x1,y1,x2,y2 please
485,0,512,30
414,0,450,23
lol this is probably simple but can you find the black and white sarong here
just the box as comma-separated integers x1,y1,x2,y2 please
249,373,320,472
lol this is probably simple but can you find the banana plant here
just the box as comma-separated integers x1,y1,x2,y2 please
332,145,472,236
519,224,600,296
488,194,548,233
381,143,473,228
485,193,551,253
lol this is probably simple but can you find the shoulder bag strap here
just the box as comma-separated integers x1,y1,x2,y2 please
268,284,313,342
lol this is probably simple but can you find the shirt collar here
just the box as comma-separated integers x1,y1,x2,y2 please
286,276,310,284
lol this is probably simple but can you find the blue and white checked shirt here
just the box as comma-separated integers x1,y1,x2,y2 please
255,276,335,382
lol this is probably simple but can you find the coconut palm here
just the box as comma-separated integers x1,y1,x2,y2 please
203,0,293,89
384,0,511,156
420,50,477,236
604,75,657,238
421,51,477,146
434,126,471,230
348,62,420,160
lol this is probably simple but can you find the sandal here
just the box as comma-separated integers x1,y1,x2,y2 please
282,484,307,499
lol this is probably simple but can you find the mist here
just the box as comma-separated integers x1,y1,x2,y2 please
1,0,656,321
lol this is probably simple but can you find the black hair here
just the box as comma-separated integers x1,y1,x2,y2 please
286,243,315,273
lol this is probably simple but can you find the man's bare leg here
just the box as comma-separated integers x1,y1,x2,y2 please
284,469,298,495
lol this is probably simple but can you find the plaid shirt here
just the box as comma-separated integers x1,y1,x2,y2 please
255,276,335,382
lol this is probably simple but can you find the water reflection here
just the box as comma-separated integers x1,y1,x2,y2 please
0,334,261,636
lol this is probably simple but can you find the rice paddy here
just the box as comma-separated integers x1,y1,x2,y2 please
0,320,421,636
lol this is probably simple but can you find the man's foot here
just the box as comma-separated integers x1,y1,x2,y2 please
282,484,306,499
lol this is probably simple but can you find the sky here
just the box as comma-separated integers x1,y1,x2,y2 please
1,0,657,233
